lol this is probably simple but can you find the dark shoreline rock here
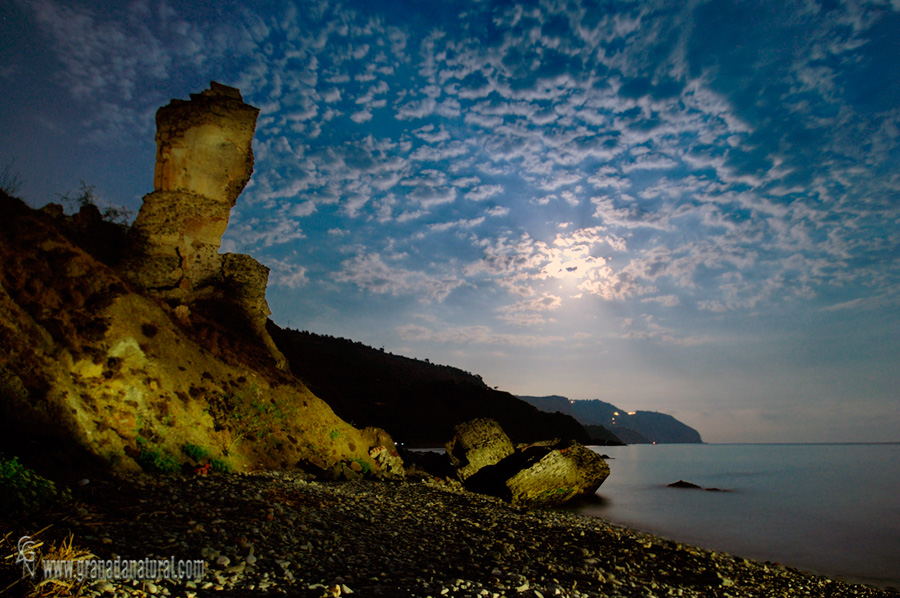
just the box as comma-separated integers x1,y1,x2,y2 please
669,479,704,489
668,480,732,492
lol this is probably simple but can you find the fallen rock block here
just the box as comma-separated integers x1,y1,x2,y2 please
446,417,514,482
505,442,610,506
448,418,609,506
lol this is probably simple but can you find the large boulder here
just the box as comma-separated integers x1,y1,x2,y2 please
448,418,609,506
505,442,610,505
445,418,514,482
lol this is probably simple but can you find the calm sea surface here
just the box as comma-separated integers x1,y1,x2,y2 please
576,443,900,588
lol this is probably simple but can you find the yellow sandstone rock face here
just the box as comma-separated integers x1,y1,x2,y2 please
126,82,286,370
0,193,398,477
129,82,259,298
152,83,257,203
0,83,403,478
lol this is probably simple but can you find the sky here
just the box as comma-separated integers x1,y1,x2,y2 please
2,0,899,443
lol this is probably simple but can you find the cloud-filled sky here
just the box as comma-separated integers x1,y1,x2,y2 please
2,0,899,443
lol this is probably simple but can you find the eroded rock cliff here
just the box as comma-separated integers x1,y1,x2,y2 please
0,83,400,479
126,82,286,370
0,191,401,479
128,82,257,297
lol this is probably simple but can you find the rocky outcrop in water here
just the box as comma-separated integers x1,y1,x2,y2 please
446,419,609,506
668,480,728,492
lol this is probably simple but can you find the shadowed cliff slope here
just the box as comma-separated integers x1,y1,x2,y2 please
268,327,591,447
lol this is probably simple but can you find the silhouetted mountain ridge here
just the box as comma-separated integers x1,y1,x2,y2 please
519,396,703,444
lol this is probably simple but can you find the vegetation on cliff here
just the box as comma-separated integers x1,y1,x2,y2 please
0,84,405,484
0,190,402,483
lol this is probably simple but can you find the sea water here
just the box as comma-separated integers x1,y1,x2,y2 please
577,443,900,588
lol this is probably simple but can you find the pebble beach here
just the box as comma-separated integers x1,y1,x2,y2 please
5,471,897,598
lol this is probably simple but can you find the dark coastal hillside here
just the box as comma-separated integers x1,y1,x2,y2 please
518,395,578,417
520,396,703,444
613,410,702,444
584,424,632,445
268,326,590,446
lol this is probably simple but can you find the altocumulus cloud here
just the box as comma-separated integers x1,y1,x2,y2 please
14,0,900,321
5,0,900,441
397,324,565,348
335,253,464,303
